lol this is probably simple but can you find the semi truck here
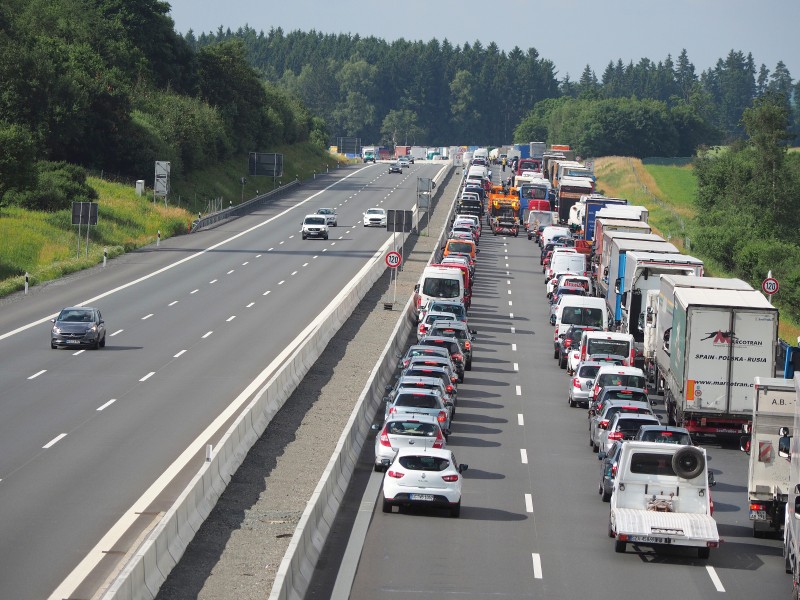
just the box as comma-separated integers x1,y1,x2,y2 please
617,251,704,365
556,177,594,225
592,218,652,266
582,196,628,242
662,288,779,436
644,275,754,388
599,237,678,309
781,374,800,594
741,377,795,537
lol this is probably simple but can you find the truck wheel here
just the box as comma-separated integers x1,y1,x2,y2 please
558,353,567,369
697,547,710,559
614,540,626,553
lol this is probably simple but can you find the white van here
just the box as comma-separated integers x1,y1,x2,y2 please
552,296,607,348
540,225,572,249
546,252,587,282
414,266,466,318
575,330,636,372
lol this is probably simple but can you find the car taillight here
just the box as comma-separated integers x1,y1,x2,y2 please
442,474,459,482
433,430,445,448
452,353,463,362
446,385,454,393
629,349,635,365
564,339,572,348
389,407,396,415
750,502,767,511
380,428,392,447
387,470,404,478
464,341,471,350
592,385,599,397
437,411,447,423
572,378,582,388
599,419,609,430
611,464,617,477
451,376,457,382
419,324,427,334
608,431,623,441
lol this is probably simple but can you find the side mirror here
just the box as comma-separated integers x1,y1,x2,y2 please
381,458,392,468
458,464,468,473
779,435,792,459
383,396,390,403
371,423,381,431
597,452,607,460
550,315,556,326
740,435,752,454
385,385,393,392
414,284,420,292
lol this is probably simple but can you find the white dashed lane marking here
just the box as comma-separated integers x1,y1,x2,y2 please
706,566,725,592
28,370,46,380
520,449,528,464
525,494,534,513
518,414,524,426
201,332,213,339
97,399,116,411
532,553,543,579
140,372,155,381
43,434,67,449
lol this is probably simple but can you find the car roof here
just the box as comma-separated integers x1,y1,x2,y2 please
637,424,690,434
385,413,439,425
394,387,441,397
601,399,651,411
610,413,659,424
396,376,445,387
395,447,451,459
598,386,648,395
431,321,468,331
596,365,646,376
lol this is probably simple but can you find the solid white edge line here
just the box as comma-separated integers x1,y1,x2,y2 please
520,449,528,464
525,494,534,513
97,399,116,411
43,433,67,449
0,167,368,343
532,553,542,579
49,206,399,600
518,413,524,426
706,566,725,592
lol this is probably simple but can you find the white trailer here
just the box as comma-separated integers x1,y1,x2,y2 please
782,374,800,592
663,288,778,437
744,378,795,537
645,275,753,388
595,231,665,300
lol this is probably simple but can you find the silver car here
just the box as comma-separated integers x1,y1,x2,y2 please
589,399,654,453
51,306,106,349
600,412,660,454
316,207,337,227
384,388,453,432
373,414,445,471
568,361,604,408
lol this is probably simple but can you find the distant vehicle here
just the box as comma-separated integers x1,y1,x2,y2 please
316,207,337,227
389,162,402,173
381,448,468,517
634,425,693,445
51,307,106,349
398,156,410,168
363,208,387,227
301,214,329,240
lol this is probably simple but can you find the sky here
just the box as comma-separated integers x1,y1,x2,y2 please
166,0,800,82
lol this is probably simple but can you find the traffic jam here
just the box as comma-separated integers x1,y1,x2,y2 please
371,145,791,583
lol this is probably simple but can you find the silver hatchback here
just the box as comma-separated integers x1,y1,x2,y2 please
568,361,604,408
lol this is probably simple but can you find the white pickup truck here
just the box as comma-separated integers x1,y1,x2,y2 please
608,441,719,558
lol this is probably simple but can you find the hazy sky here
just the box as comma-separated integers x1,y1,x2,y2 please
166,0,800,81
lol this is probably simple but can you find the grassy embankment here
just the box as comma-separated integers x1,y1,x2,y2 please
594,156,800,342
0,143,347,298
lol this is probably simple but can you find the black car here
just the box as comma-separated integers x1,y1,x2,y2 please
429,322,477,371
389,162,402,173
400,365,457,397
588,386,650,416
51,306,106,349
556,325,601,368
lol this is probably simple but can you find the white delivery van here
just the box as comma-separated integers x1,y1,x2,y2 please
546,252,587,282
541,225,572,248
552,296,608,349
579,331,636,366
414,266,465,318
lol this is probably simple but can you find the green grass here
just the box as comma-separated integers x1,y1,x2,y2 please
0,143,351,297
642,164,697,212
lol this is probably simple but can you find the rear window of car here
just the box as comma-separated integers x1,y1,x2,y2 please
399,455,450,471
630,453,677,476
599,374,646,389
588,339,630,356
405,369,448,384
578,365,601,378
605,406,651,421
395,394,439,409
603,390,648,403
424,340,459,353
561,307,604,327
425,313,455,325
640,430,692,445
433,327,466,340
430,304,466,318
387,421,438,436
615,418,656,435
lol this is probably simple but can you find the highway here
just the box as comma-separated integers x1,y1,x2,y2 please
0,162,444,600
337,167,789,599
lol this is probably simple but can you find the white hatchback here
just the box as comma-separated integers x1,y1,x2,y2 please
381,448,468,517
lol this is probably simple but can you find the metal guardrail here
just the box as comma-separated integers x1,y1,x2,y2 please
190,179,301,232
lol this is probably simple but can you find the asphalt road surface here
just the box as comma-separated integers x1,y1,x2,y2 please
327,169,789,600
0,162,443,600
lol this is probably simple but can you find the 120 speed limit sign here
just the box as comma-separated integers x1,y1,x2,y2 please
385,251,402,269
762,277,779,295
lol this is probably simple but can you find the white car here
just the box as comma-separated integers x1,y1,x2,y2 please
316,207,337,227
301,214,329,240
363,208,387,227
373,415,445,471
398,156,410,168
381,447,468,517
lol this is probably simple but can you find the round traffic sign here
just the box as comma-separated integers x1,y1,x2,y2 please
762,277,779,295
386,251,402,269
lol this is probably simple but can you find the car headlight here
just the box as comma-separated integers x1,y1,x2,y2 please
52,325,61,334
88,324,97,333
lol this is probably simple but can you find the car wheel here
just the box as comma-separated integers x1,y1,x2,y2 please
553,347,559,359
51,342,57,349
458,373,464,383
324,234,329,240
558,353,567,369
99,334,106,348
93,338,100,350
568,396,574,407
450,501,461,518
593,441,599,452
697,547,710,559
374,463,384,473
382,498,392,513
302,234,307,240
602,487,611,502
615,540,626,553
466,360,472,371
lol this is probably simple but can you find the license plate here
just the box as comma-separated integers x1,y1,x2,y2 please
629,535,671,544
410,494,434,501
66,340,80,344
750,510,767,521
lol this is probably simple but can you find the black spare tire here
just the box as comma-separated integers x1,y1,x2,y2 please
672,446,705,479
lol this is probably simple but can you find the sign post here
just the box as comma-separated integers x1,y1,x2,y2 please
762,272,779,304
386,250,402,306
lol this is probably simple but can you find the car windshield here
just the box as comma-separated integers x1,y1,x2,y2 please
640,430,692,444
588,340,630,356
630,453,678,476
367,209,383,215
58,309,92,322
305,217,325,225
399,455,450,471
395,394,439,409
422,277,460,298
388,421,438,436
561,307,604,327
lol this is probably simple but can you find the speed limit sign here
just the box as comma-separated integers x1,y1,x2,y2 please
762,277,779,295
385,251,402,269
